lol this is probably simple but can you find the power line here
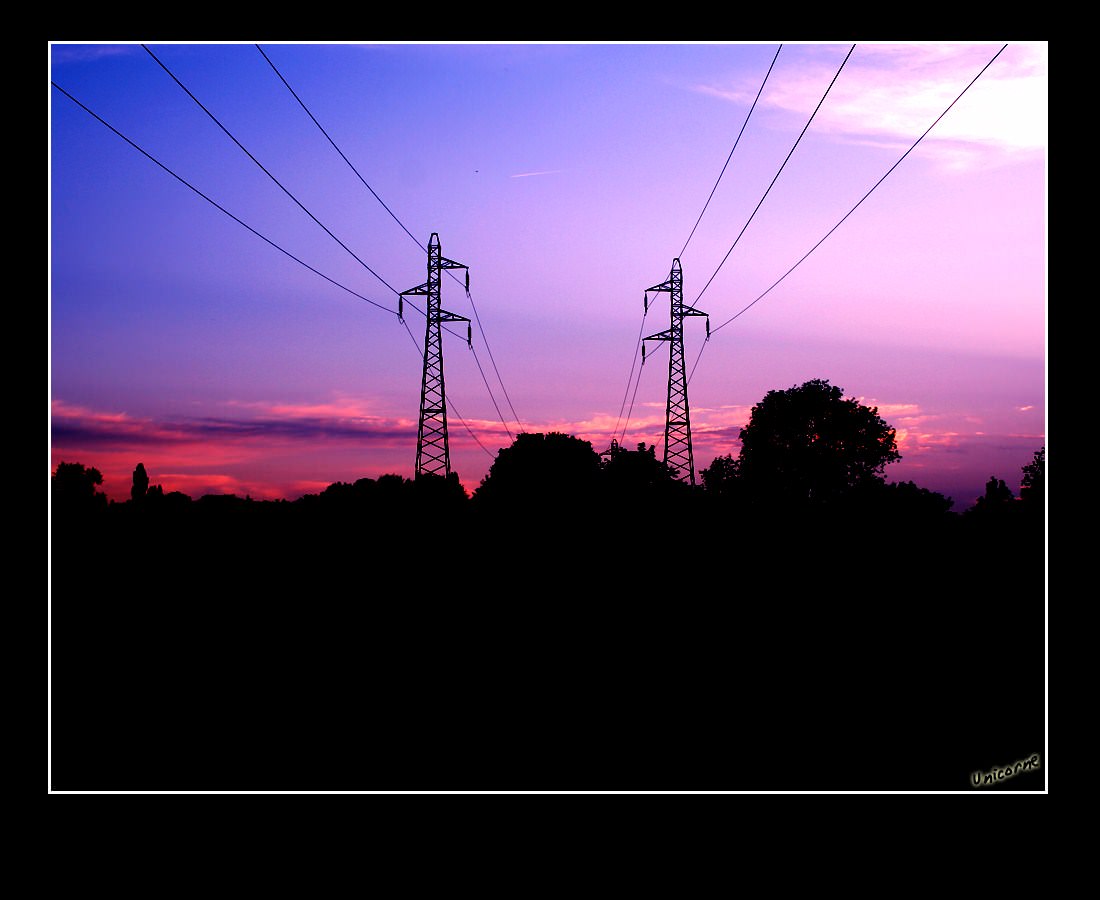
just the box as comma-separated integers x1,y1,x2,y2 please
617,322,664,446
257,43,526,440
678,44,783,260
50,81,397,317
53,80,495,468
398,316,497,459
468,342,513,443
447,393,500,461
615,45,781,449
690,44,855,311
143,44,402,299
147,44,513,460
405,294,513,447
255,44,425,253
686,43,1010,384
618,45,849,455
462,288,526,436
613,300,653,441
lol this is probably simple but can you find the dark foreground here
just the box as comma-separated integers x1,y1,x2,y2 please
50,501,1045,791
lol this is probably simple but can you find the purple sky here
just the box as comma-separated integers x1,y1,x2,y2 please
50,41,1047,509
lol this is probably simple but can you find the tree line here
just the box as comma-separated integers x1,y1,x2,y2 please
49,378,1047,791
51,378,1046,537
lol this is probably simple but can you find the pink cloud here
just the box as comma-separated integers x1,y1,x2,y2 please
51,386,1043,509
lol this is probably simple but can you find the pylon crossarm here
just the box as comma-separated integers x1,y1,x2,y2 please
399,283,431,321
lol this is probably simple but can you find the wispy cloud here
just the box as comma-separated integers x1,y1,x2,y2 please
692,42,1046,168
510,170,563,178
50,397,424,501
50,398,419,447
50,395,531,501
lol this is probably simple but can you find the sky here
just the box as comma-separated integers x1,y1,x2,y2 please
49,40,1047,510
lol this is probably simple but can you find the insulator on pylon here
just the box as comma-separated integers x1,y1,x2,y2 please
467,323,472,347
399,295,403,321
642,343,646,363
644,292,648,313
465,269,470,293
706,316,710,338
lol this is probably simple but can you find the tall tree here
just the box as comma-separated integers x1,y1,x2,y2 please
131,463,150,504
732,379,900,506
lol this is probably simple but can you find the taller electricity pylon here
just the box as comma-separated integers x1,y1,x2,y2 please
399,233,471,479
642,258,709,486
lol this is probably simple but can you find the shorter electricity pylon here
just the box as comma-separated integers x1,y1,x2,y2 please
399,233,471,479
642,258,709,486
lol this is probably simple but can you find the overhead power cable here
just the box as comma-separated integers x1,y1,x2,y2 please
146,45,509,453
50,81,396,317
53,80,494,462
398,318,497,460
615,45,781,447
618,45,852,452
678,44,783,260
462,291,525,436
613,301,652,442
255,43,425,253
143,44,401,299
617,325,663,446
690,43,855,311
686,42,1011,385
257,43,526,439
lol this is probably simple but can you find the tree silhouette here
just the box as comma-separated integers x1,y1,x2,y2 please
730,378,900,508
965,446,1045,530
410,470,468,509
49,444,1044,791
876,479,954,520
1019,447,1045,512
599,440,680,504
472,432,601,512
131,463,149,504
969,474,1015,517
700,452,738,498
51,461,108,515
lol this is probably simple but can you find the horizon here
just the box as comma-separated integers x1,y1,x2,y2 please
49,41,1047,512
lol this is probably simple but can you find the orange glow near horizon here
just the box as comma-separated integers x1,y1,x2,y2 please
51,388,1043,509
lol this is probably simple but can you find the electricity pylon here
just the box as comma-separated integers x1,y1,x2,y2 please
399,233,471,479
642,258,709,486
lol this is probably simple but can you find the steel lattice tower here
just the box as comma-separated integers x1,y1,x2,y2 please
642,258,709,485
399,233,470,479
